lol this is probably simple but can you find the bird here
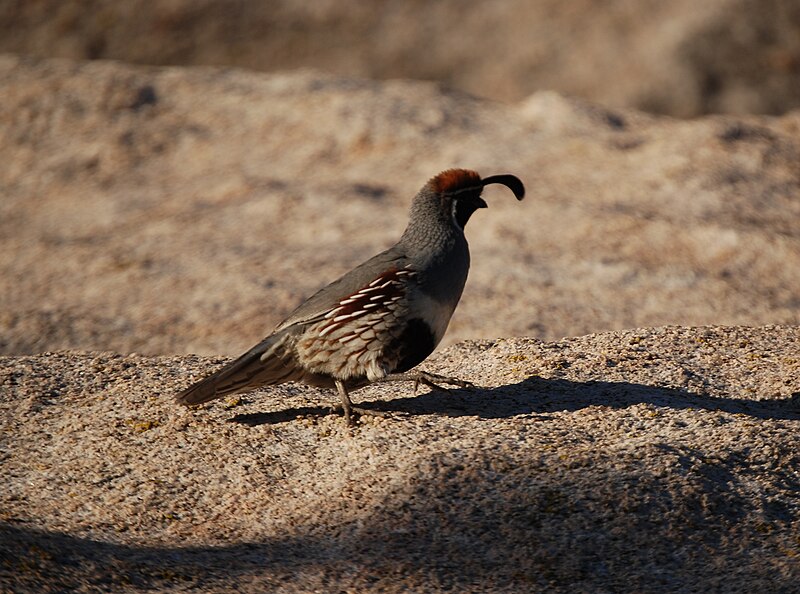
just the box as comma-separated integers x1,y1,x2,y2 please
176,168,525,423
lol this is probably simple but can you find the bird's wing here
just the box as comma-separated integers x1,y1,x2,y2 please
175,330,301,405
275,247,408,330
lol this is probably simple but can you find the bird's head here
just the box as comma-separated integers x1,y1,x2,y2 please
421,168,525,231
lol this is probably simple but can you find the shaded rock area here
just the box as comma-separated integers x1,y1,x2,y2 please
1,55,799,358
1,0,799,116
1,326,799,592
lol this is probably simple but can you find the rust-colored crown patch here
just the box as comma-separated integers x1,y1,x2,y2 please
430,169,482,194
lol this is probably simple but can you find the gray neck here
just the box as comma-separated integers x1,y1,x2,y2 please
399,194,461,259
398,193,471,302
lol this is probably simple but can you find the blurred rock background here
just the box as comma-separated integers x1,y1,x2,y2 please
1,0,799,116
0,0,798,357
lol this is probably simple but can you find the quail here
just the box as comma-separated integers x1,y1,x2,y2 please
176,168,525,423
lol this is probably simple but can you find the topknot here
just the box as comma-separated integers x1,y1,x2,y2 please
429,169,482,194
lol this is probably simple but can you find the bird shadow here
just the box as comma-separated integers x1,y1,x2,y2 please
230,376,800,426
231,405,334,426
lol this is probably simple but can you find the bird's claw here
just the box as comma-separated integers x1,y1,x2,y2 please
383,371,478,393
329,404,394,425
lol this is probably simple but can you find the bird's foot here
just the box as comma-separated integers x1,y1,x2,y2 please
329,404,394,426
380,371,478,393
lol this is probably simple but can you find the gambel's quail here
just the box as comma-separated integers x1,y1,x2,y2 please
176,168,525,423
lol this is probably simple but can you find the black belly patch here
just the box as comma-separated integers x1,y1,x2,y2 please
391,318,436,373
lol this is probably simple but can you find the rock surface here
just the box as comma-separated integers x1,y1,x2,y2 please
2,326,799,592
1,53,799,592
1,55,799,358
1,0,799,116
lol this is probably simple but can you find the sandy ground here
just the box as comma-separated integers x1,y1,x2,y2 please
1,326,799,592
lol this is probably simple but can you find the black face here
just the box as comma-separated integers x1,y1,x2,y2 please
451,192,488,229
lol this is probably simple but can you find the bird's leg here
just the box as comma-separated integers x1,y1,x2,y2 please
335,379,354,425
333,380,393,424
378,371,477,393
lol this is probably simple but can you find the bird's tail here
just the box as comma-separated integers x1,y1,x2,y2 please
176,333,299,405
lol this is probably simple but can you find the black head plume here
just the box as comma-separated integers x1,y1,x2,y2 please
480,174,525,200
